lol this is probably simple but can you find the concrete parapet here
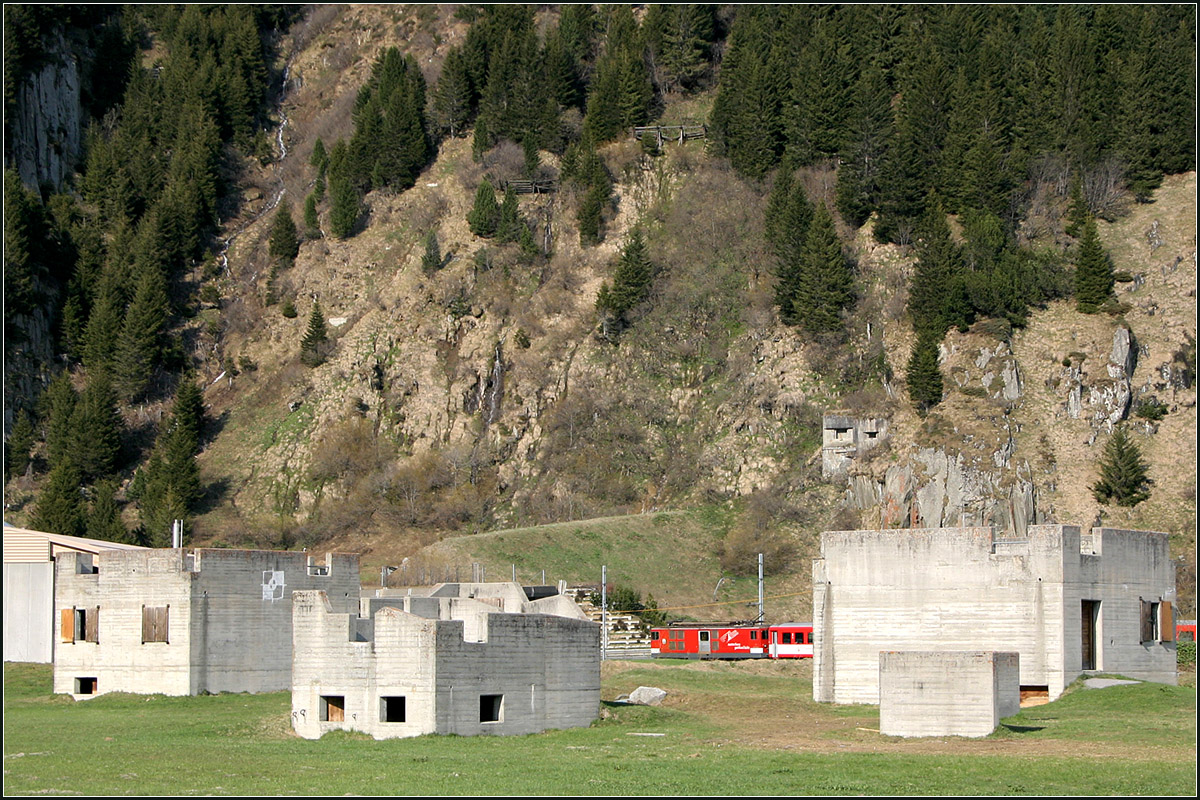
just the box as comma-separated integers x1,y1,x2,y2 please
879,650,1020,738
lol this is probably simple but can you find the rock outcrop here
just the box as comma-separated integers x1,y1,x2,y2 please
8,31,84,192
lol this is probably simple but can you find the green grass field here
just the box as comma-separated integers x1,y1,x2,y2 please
4,662,1194,796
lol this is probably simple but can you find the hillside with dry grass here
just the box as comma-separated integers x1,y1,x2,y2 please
6,7,1189,619
158,6,1197,615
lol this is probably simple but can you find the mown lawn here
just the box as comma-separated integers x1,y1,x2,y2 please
3,662,1194,796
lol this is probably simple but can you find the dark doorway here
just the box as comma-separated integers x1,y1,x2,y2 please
1082,600,1099,670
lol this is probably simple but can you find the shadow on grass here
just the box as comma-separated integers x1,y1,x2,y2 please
999,724,1047,733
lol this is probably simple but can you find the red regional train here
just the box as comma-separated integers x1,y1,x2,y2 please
649,622,814,660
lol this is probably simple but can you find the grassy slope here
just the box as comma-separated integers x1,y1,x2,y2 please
4,662,1193,796
371,507,816,623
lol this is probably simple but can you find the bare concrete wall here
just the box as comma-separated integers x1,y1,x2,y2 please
293,590,600,740
1069,528,1176,685
813,525,1175,705
879,651,1020,738
54,549,359,698
189,549,359,694
4,562,55,663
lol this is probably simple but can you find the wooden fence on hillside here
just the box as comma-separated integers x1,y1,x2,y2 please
632,124,707,148
495,177,557,194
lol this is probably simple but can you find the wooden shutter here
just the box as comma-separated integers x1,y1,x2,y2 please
60,608,75,643
1140,600,1154,642
1161,602,1174,642
142,605,168,643
85,607,99,643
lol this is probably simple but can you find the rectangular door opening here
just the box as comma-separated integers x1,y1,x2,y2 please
1082,600,1099,671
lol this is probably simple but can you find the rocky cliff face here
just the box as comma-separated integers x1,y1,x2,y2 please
8,31,85,192
186,9,1194,560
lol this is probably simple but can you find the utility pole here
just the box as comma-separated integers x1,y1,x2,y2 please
757,552,764,624
601,565,608,661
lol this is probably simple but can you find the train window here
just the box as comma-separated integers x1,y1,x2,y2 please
750,630,756,640
651,631,660,640
781,632,792,644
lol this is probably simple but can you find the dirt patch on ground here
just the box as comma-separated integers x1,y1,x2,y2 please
600,659,1192,760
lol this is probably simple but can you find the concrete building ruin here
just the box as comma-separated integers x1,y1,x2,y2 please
4,524,147,664
53,547,359,698
821,414,888,480
813,525,1176,705
291,582,600,740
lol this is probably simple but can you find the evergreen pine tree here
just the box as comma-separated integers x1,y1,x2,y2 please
171,376,206,446
300,302,328,367
795,203,853,334
495,186,522,244
1074,216,1114,314
467,179,500,238
617,48,653,130
421,230,443,273
595,228,655,339
542,27,580,110
269,202,300,263
114,268,169,402
69,372,125,483
1092,425,1151,506
82,286,124,376
654,4,715,94
6,408,35,482
310,137,328,174
41,371,78,471
582,52,623,143
327,141,360,239
908,200,965,340
785,22,849,166
30,459,86,536
907,332,945,415
772,177,815,326
86,479,132,543
836,63,893,228
434,46,475,138
577,182,607,247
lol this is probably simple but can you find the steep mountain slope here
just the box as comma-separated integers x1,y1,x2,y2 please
162,7,1194,612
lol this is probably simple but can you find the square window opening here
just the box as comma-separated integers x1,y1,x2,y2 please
480,694,503,723
320,695,345,722
75,677,97,695
380,695,406,723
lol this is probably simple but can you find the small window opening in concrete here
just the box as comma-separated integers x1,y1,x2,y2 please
480,694,503,723
320,695,345,722
75,677,97,694
380,696,406,723
865,430,878,439
1020,685,1050,707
